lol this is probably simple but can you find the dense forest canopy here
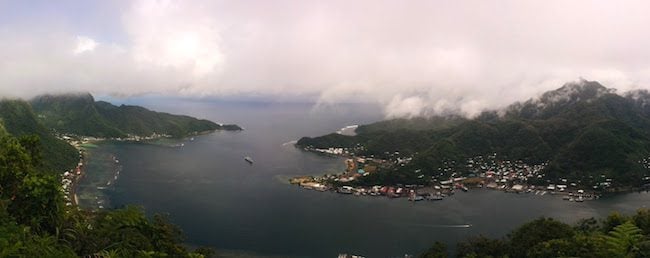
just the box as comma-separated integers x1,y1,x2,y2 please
0,99,78,173
421,209,650,258
30,93,242,138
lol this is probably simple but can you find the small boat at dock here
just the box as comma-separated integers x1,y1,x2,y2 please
337,186,354,194
409,195,425,201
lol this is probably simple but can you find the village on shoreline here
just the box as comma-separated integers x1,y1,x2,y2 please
287,147,646,203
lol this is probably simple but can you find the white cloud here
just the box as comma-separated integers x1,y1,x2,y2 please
73,36,98,55
125,0,224,77
385,95,426,118
2,0,650,118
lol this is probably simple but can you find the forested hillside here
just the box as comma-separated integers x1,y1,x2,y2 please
298,80,650,187
0,99,77,173
31,93,241,138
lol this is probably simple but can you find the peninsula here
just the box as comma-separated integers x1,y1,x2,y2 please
31,93,242,139
294,80,650,200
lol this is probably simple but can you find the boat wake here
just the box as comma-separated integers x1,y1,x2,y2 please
430,224,472,228
390,222,472,228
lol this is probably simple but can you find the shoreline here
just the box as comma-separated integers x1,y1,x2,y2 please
62,130,218,209
291,148,647,203
61,143,85,207
289,176,607,203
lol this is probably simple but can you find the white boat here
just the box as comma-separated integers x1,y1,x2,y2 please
337,186,354,194
244,156,254,164
409,195,425,201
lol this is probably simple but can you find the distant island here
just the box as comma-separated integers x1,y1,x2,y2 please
295,80,650,197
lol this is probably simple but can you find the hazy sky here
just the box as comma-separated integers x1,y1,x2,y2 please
1,0,650,117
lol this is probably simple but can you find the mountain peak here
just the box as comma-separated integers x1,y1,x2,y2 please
505,79,617,119
539,79,613,105
32,92,95,104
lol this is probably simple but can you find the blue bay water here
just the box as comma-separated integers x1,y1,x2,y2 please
79,100,650,257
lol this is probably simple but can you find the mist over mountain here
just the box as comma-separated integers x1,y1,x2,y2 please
3,1,650,119
297,80,650,188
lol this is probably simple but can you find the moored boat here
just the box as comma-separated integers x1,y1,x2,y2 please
409,195,425,201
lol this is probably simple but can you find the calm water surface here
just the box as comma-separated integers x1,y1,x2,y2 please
78,100,650,257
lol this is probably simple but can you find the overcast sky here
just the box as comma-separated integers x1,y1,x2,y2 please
1,0,650,117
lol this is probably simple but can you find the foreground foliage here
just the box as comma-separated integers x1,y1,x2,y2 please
0,126,212,257
421,210,650,258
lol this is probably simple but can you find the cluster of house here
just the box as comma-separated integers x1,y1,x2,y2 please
304,142,369,156
460,155,605,198
291,175,466,203
57,135,89,206
460,154,547,190
297,146,626,202
310,147,347,155
60,153,84,207
60,132,172,143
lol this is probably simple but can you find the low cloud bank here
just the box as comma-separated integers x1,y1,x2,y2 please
1,0,650,118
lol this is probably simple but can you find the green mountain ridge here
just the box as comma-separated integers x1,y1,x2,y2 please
30,93,242,138
0,99,78,173
297,80,650,188
0,93,241,173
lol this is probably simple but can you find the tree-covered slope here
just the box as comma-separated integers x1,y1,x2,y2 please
297,80,650,187
31,93,242,138
0,99,77,173
421,210,650,258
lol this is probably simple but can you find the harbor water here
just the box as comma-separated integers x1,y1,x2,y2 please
77,99,650,257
